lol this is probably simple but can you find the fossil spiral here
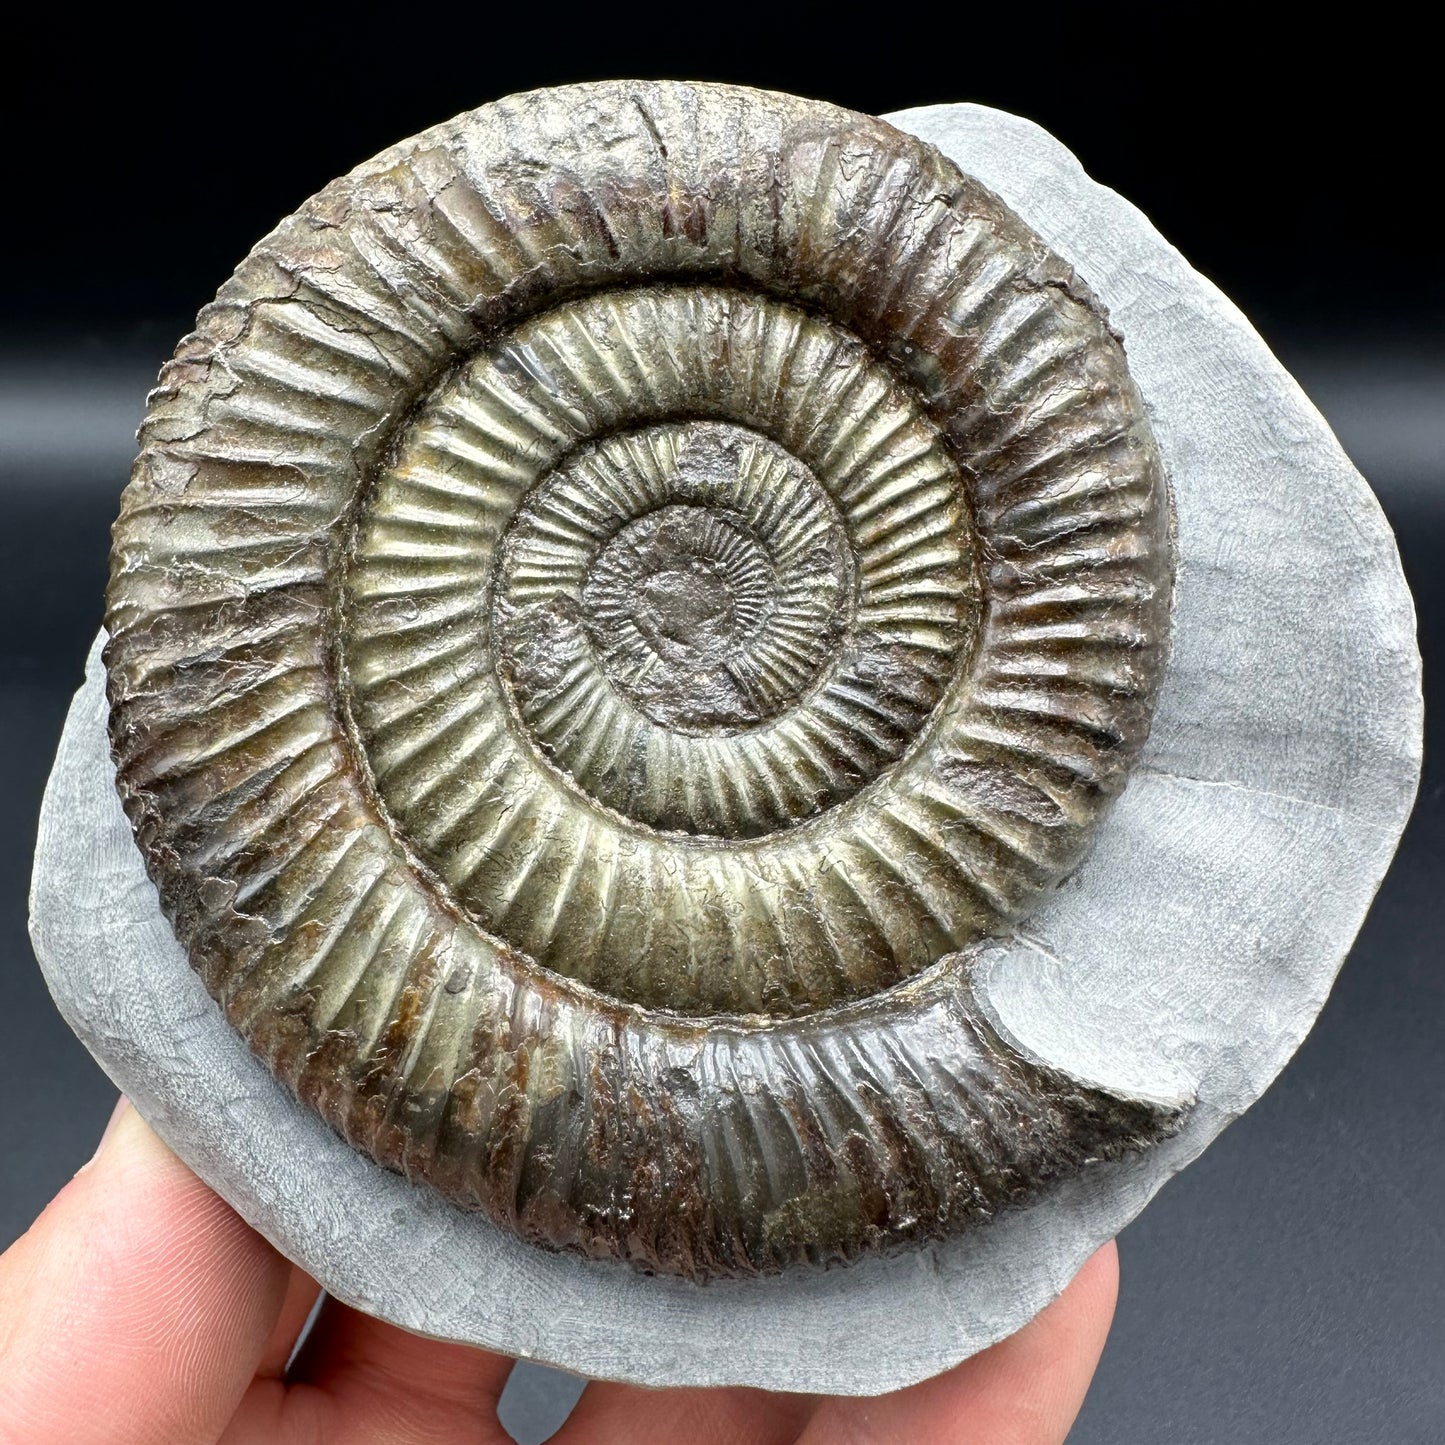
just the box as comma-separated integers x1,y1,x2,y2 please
105,81,1180,1279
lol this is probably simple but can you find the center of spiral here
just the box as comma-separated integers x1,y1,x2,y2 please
488,415,877,833
583,504,778,731
638,566,733,642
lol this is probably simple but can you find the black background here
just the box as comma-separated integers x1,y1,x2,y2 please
1,6,1439,1442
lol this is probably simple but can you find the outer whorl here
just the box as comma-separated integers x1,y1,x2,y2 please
105,80,1181,1280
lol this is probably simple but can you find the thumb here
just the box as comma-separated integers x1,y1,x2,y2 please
0,1098,292,1445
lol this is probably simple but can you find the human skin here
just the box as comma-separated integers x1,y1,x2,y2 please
0,1100,1118,1444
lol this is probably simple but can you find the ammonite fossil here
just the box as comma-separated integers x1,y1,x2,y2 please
105,80,1179,1279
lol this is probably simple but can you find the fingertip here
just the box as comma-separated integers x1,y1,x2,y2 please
0,1099,292,1444
82,1094,132,1168
83,1095,185,1183
1072,1239,1121,1334
795,1239,1123,1445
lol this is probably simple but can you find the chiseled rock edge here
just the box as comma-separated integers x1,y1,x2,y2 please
29,102,1420,1394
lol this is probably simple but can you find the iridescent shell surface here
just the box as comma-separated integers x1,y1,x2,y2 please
105,80,1179,1279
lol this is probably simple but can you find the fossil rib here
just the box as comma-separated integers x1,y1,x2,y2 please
105,80,1181,1279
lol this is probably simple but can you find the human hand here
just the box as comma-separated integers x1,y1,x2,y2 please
0,1099,1117,1444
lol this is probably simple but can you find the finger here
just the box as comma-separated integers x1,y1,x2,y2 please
276,1295,515,1444
254,1268,324,1380
552,1381,815,1445
215,1272,326,1445
795,1241,1119,1445
0,1097,293,1445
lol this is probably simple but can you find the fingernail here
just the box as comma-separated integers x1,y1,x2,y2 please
76,1097,131,1175
99,1096,131,1150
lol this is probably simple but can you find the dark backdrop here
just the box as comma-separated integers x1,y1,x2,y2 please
2,7,1439,1442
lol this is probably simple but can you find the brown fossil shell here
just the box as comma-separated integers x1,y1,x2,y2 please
105,80,1179,1280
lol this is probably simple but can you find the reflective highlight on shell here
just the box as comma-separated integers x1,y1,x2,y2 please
105,80,1180,1279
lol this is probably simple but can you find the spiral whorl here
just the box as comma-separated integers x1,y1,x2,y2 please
105,81,1179,1278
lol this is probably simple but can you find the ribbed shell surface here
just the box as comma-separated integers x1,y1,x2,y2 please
105,81,1179,1279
